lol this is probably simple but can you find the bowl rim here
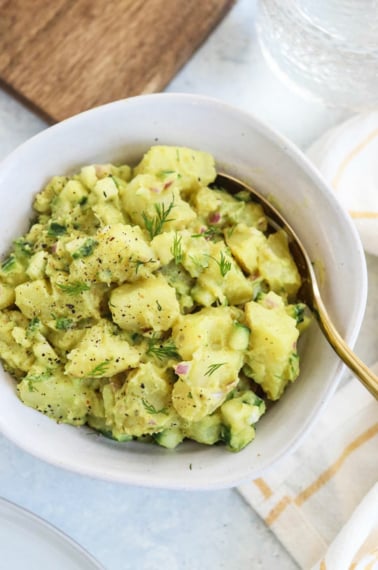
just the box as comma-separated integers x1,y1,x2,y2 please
0,93,368,489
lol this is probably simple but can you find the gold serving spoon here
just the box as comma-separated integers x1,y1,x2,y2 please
216,173,378,399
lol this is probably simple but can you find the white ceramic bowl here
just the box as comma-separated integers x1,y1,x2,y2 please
0,94,367,489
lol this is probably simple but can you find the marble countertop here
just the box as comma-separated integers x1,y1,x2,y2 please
0,1,376,568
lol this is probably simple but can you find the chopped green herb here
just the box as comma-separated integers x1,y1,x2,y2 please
48,222,67,237
110,174,120,188
134,258,155,274
218,251,232,277
208,251,232,277
204,362,226,377
191,226,222,240
79,196,88,206
1,254,16,272
293,304,305,324
88,360,111,377
157,170,176,178
14,238,33,256
226,225,236,238
189,255,208,271
72,238,98,259
171,232,183,264
156,300,162,312
142,398,169,415
55,317,74,330
142,198,175,239
27,317,40,333
147,336,180,360
25,369,52,383
57,281,90,296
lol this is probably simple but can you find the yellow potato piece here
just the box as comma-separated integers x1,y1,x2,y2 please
110,273,180,332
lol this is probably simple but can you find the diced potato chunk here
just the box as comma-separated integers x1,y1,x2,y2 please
244,293,299,399
26,251,48,280
121,174,197,233
172,349,242,421
134,145,216,192
68,223,159,284
258,231,301,298
65,320,140,378
18,368,97,425
15,277,103,325
109,274,180,332
150,231,175,265
90,177,126,225
0,281,15,309
15,279,53,321
225,223,266,275
191,187,267,230
172,306,244,360
103,362,175,437
192,241,253,306
0,311,34,375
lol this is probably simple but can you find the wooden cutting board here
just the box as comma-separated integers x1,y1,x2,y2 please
0,0,234,123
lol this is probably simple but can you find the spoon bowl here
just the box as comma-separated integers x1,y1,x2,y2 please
216,173,378,399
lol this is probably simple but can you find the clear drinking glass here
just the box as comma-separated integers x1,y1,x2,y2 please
255,0,378,110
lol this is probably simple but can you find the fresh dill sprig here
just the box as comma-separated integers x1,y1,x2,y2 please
57,281,90,296
142,398,169,415
88,360,112,377
146,336,180,360
25,368,52,391
171,232,183,264
204,362,226,377
207,251,232,277
25,369,52,383
142,198,175,239
134,258,156,275
189,255,207,271
218,251,232,277
191,226,222,240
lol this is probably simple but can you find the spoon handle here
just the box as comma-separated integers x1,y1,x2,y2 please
315,297,378,399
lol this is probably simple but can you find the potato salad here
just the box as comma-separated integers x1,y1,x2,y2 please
0,146,310,452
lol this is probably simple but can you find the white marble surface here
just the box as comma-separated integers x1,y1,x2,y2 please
0,1,377,569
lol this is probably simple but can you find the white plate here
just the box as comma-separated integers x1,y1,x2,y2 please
0,497,103,570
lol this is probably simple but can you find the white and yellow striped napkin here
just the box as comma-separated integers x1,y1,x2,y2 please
237,365,378,569
307,111,378,257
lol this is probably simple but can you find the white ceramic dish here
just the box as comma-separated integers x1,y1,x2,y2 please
0,94,367,489
0,497,103,569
